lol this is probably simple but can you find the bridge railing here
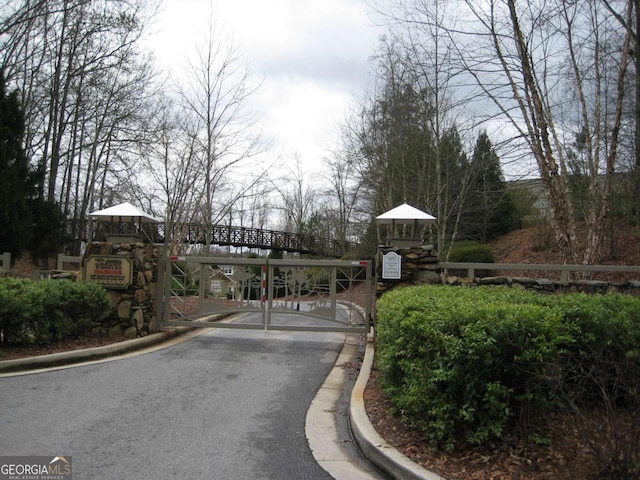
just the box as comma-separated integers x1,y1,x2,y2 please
64,219,359,257
179,223,357,257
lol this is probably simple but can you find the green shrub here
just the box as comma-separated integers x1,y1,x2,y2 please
547,293,640,408
0,277,33,343
446,241,495,263
375,285,640,451
0,278,111,344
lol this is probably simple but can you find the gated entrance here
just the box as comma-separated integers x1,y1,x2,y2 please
157,256,372,334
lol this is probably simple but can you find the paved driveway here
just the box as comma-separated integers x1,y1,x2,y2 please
0,319,350,479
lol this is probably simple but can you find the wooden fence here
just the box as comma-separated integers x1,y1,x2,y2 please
57,254,82,270
1,252,10,276
3,251,640,284
440,262,640,282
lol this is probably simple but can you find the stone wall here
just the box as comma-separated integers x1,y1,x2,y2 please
375,244,440,296
445,274,640,295
81,241,159,338
375,245,640,296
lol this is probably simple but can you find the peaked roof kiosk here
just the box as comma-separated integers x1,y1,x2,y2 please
375,203,436,247
89,202,162,243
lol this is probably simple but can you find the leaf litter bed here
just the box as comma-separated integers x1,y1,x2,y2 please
364,367,639,480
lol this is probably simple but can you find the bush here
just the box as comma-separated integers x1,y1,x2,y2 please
0,278,111,344
446,241,495,263
547,293,640,408
0,277,33,343
375,285,640,451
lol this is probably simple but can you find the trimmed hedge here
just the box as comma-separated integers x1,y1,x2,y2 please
0,278,111,344
375,285,640,451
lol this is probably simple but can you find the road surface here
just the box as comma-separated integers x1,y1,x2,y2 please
0,315,363,479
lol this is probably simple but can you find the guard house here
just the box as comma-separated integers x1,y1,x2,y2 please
89,202,162,244
374,204,440,293
375,203,436,247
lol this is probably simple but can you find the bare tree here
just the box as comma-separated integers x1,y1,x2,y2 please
342,35,472,252
271,154,318,235
142,96,269,256
176,14,265,254
1,0,161,254
137,96,202,254
601,0,640,227
225,182,274,230
449,0,630,263
323,152,365,247
382,0,633,264
382,0,476,251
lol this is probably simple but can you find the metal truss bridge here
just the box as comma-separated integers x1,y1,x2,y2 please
170,224,357,258
70,218,358,257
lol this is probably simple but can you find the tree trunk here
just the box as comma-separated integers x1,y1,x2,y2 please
507,0,578,263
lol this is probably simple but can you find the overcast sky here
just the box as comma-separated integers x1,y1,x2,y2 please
148,0,384,176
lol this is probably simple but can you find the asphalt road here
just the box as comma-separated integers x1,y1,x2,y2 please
0,316,351,479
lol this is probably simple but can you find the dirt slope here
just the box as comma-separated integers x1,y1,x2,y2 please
490,218,640,266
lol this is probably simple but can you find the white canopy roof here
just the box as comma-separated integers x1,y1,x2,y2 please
89,202,162,224
375,203,436,225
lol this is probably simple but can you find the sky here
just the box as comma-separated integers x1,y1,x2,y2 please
147,0,384,177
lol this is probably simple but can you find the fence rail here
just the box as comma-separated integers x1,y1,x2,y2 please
3,250,639,283
440,262,640,282
1,252,10,276
57,254,82,270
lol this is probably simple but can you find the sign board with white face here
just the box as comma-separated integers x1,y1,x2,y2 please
382,251,402,279
85,255,133,289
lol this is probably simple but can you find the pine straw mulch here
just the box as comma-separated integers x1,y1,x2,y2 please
363,220,640,479
364,367,640,480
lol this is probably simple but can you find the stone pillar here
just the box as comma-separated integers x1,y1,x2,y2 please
375,244,441,297
82,241,159,338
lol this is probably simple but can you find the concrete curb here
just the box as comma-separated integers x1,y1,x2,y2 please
306,335,386,479
0,327,193,374
2,321,447,480
349,333,446,480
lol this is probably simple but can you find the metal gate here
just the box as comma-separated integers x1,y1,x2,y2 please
157,256,371,333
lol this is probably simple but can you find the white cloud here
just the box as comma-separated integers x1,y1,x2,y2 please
148,0,381,176
257,79,352,168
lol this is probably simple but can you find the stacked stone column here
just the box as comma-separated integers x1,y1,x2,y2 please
375,244,441,296
82,241,159,338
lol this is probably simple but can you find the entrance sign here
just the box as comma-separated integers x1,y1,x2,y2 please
382,251,402,279
85,255,133,289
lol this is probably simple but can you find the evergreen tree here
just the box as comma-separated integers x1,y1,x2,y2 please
0,73,63,260
347,39,476,250
0,73,35,257
28,198,65,262
464,131,515,241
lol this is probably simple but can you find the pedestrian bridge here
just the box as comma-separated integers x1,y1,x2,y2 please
70,216,359,258
159,223,358,258
80,202,359,258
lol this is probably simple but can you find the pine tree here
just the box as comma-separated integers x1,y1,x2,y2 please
464,131,515,241
0,72,35,257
